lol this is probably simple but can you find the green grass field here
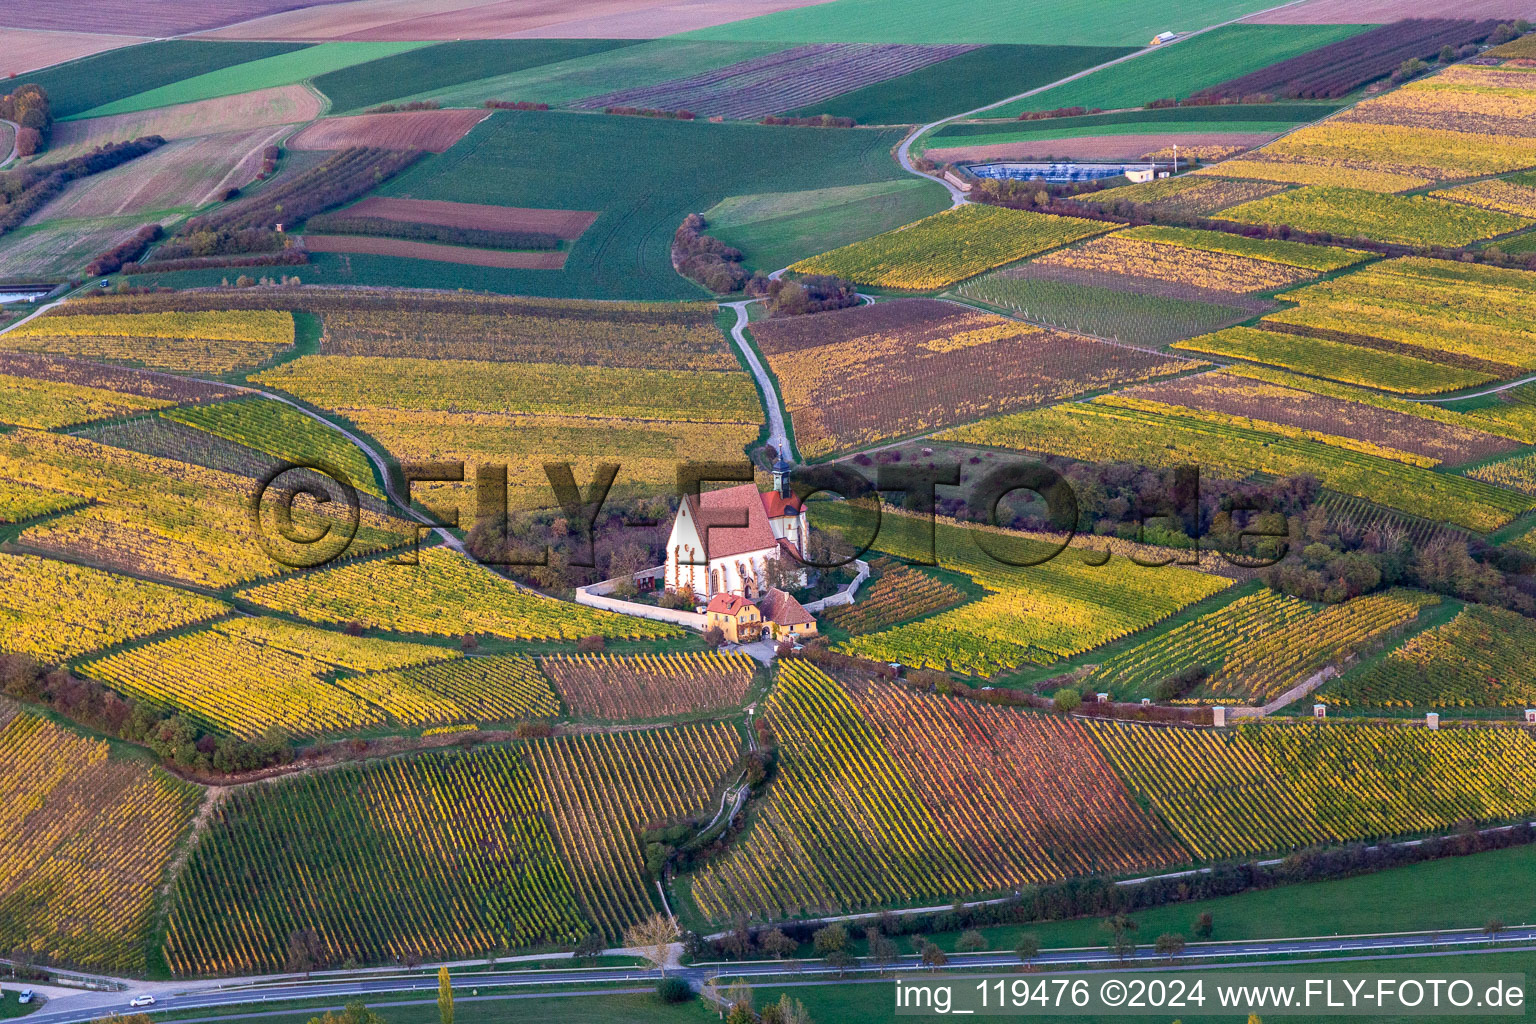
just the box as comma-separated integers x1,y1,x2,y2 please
0,992,37,1021
362,110,914,298
957,275,1256,345
937,103,1340,136
406,40,785,109
705,179,949,272
922,120,1302,153
74,42,429,119
311,39,638,114
16,40,309,119
989,23,1372,116
676,0,1297,46
783,44,1132,124
763,953,1536,1024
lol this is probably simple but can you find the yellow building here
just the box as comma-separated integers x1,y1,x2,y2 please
706,593,762,643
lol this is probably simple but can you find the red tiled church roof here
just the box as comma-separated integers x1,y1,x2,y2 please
762,490,803,518
686,483,780,560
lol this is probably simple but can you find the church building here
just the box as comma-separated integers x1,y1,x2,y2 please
664,459,807,601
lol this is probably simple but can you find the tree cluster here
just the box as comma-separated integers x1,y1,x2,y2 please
126,249,309,275
484,100,549,110
605,106,696,120
1264,503,1536,612
673,212,750,292
748,274,859,317
0,82,51,156
155,227,291,260
465,495,675,596
0,653,293,776
365,100,440,112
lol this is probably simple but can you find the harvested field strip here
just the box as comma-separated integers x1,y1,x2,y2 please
4,29,147,79
1080,176,1290,217
1195,160,1432,193
0,372,174,430
1113,370,1520,466
941,402,1535,532
254,354,760,422
1034,233,1317,294
958,271,1260,346
15,40,310,118
27,126,292,220
1220,186,1533,246
750,297,1193,457
788,205,1112,290
304,235,566,269
76,41,428,119
236,546,682,642
44,86,322,162
571,43,979,120
1172,327,1491,395
288,109,488,153
340,198,597,238
313,299,731,368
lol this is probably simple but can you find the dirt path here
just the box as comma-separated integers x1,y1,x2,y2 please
0,119,18,168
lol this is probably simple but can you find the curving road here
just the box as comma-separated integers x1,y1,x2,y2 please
723,299,792,461
20,930,1536,1024
0,119,19,168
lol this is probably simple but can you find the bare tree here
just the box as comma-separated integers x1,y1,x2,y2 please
625,912,680,978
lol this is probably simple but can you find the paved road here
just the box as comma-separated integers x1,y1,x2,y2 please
22,930,1536,1024
0,119,19,168
722,299,791,460
1405,374,1536,403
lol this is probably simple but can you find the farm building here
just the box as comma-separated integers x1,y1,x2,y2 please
758,587,817,643
705,593,763,644
663,460,808,601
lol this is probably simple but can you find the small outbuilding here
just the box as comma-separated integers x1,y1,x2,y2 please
757,587,817,642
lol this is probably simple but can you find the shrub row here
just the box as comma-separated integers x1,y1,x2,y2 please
673,212,748,292
484,100,549,111
606,106,696,120
1019,105,1102,120
84,224,162,276
303,213,562,250
365,100,440,112
0,136,163,237
181,147,424,236
760,114,856,127
124,250,310,275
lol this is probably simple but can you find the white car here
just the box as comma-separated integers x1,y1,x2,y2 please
129,995,156,1008
17,991,33,1005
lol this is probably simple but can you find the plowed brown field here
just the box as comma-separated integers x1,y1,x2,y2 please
288,110,486,152
343,197,597,238
1247,0,1535,23
2,28,147,76
303,234,566,268
46,86,320,161
198,0,834,40
0,0,354,36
